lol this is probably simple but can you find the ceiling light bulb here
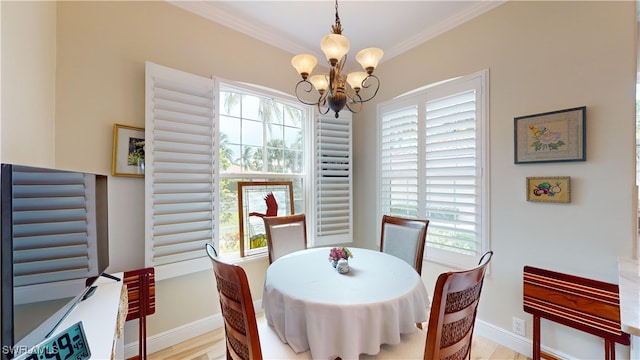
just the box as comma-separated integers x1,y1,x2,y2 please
291,54,318,80
320,34,350,66
309,75,329,92
346,72,368,91
356,48,384,74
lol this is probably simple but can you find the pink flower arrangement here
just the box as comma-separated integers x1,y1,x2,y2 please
328,247,353,262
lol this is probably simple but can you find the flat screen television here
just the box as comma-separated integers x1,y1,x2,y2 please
0,164,110,359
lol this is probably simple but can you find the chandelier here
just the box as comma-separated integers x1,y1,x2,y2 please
291,0,383,118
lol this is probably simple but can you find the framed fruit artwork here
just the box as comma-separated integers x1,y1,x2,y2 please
526,176,571,203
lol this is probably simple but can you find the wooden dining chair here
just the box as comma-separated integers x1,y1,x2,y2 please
423,251,493,360
206,243,262,360
205,243,311,360
263,213,307,264
379,215,429,275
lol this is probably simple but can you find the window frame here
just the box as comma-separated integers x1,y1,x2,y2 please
377,69,490,269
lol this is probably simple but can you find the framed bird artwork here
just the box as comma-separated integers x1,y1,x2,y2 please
237,181,294,257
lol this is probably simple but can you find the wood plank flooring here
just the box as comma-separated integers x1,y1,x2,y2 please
146,313,530,360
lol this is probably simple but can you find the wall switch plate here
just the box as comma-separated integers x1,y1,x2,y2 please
512,316,525,336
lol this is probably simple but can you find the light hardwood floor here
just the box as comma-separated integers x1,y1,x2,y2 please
146,313,531,360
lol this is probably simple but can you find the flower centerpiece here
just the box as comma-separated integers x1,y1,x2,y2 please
328,247,353,268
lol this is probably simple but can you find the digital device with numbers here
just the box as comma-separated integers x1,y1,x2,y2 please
12,321,90,360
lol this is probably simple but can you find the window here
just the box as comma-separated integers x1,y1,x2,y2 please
378,70,489,269
145,62,353,279
218,83,308,259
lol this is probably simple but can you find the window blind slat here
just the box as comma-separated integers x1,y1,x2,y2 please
146,61,218,269
315,114,352,245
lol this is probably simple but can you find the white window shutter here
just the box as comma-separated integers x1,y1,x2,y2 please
378,70,488,269
424,89,479,258
313,112,352,246
145,61,218,279
379,105,420,218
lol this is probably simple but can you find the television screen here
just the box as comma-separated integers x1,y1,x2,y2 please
0,164,109,359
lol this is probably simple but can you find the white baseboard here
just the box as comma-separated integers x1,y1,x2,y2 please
124,311,224,359
124,300,262,359
474,319,574,360
126,300,572,359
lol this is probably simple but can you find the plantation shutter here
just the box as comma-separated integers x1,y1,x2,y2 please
424,88,480,258
378,70,488,268
145,61,218,279
379,104,420,218
314,113,352,246
10,166,98,287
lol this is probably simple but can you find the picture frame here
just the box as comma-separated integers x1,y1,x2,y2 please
514,106,586,164
112,123,145,177
526,176,571,203
237,181,294,257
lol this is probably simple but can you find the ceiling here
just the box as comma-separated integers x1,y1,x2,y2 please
169,1,505,66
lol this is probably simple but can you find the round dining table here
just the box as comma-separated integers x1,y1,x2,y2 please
262,247,430,360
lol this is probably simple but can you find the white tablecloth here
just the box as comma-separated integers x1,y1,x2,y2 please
262,247,430,360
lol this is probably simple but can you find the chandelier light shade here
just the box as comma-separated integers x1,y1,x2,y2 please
292,0,383,117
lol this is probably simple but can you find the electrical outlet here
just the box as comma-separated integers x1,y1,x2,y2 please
512,317,525,336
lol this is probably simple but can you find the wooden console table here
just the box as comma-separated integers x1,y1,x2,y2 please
618,257,640,359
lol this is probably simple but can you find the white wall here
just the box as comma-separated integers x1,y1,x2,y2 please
2,1,637,358
354,1,637,358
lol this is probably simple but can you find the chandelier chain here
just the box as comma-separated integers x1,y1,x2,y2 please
331,0,343,35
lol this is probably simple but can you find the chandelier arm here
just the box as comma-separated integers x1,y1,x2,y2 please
317,103,331,116
294,80,325,106
345,93,364,114
355,74,381,103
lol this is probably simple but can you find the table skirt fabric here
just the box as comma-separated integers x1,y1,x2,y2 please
262,247,430,360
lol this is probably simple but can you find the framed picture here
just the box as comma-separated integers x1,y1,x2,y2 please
112,124,145,177
237,181,294,257
526,176,571,203
514,106,586,164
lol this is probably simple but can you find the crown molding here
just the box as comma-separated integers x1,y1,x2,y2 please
384,1,506,61
168,1,313,57
169,0,506,64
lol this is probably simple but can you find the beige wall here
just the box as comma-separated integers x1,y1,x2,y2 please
1,0,637,358
1,1,56,167
52,1,300,345
354,1,637,357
